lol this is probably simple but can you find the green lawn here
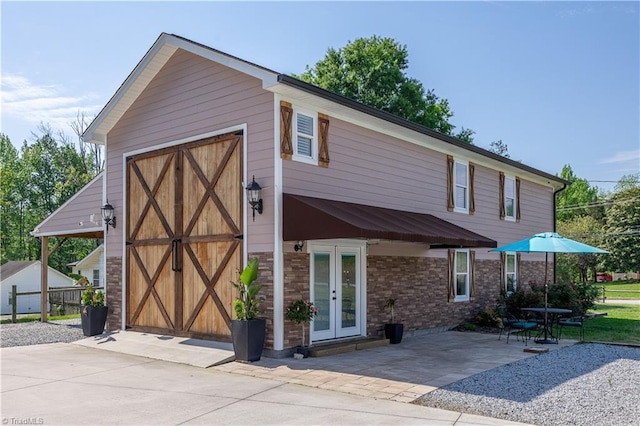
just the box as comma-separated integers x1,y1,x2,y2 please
558,303,640,344
0,313,80,325
600,281,640,300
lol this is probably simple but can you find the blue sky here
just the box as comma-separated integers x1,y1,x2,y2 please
1,1,638,192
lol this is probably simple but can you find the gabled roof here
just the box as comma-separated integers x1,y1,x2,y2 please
73,244,104,270
0,261,38,281
0,261,74,284
82,33,279,144
31,172,104,238
83,33,567,188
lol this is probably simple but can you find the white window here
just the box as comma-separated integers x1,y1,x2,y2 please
93,269,100,287
455,249,469,301
504,176,516,220
293,110,317,164
454,161,468,213
505,253,517,292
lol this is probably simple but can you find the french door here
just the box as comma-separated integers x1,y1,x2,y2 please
310,243,365,342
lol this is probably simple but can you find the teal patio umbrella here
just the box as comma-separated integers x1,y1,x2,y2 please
491,232,608,342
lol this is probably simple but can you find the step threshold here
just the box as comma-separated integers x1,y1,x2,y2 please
308,337,389,357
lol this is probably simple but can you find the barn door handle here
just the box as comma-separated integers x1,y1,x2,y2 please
172,239,182,272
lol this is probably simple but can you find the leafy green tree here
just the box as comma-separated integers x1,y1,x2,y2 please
556,164,600,222
557,216,605,283
0,127,100,270
489,140,510,158
603,185,640,273
297,35,473,141
0,134,27,262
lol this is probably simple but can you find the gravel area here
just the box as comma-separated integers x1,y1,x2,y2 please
415,343,640,426
0,319,84,348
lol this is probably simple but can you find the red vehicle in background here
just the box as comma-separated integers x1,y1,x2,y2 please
596,272,613,282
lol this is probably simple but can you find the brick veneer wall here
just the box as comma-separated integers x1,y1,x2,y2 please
282,253,310,349
277,252,538,347
519,260,551,287
366,256,503,337
105,256,122,331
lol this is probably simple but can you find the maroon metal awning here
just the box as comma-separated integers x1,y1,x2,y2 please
283,193,497,248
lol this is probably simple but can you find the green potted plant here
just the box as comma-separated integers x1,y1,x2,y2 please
80,284,108,337
285,299,319,358
384,297,403,344
230,258,266,362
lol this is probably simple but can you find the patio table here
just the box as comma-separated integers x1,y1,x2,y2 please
521,307,572,344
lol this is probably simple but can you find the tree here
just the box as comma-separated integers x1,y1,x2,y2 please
297,36,473,141
555,164,600,222
556,216,605,283
489,140,510,158
603,185,640,273
70,111,104,173
0,127,100,270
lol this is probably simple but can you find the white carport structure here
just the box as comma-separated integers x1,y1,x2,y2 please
31,172,105,321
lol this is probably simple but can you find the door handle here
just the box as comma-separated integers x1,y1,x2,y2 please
172,239,182,272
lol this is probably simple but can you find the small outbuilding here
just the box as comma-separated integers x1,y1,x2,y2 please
0,261,75,315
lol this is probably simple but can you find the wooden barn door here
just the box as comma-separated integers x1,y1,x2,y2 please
126,133,242,340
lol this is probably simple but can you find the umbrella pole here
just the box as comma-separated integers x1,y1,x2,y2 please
539,252,553,344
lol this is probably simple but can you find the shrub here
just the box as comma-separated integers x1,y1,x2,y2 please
500,281,600,316
81,285,105,307
476,308,501,327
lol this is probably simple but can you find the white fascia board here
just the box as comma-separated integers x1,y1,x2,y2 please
167,36,279,88
83,37,177,144
32,228,104,238
83,33,279,145
268,84,562,189
31,172,104,236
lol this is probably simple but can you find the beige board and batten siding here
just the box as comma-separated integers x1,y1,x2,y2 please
282,116,554,260
104,49,275,257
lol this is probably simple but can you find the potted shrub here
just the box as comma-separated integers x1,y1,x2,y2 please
384,297,404,344
285,299,319,358
230,258,266,362
80,284,108,337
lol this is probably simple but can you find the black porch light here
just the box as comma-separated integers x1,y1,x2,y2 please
101,201,116,233
246,175,263,221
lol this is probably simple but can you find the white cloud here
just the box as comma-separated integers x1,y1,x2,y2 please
1,73,102,135
599,150,640,165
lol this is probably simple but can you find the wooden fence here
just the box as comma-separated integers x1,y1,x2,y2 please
601,286,640,303
8,285,104,323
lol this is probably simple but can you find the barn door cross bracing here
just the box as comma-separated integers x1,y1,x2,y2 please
126,133,242,340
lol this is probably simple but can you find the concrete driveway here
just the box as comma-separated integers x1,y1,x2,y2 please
0,341,535,425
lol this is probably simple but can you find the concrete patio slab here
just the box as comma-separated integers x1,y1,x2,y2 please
0,343,532,425
72,330,235,368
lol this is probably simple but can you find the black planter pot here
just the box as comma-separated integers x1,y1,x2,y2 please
81,305,108,337
231,319,266,362
296,346,310,358
384,323,404,344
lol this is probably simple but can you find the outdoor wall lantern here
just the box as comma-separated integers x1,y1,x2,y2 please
294,240,305,252
101,201,116,233
246,175,263,221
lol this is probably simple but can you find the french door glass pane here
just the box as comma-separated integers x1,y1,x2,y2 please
313,253,330,332
341,254,356,328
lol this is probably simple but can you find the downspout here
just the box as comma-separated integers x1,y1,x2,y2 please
553,183,568,283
